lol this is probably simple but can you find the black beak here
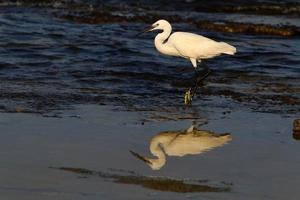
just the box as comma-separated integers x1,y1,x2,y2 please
136,25,155,36
129,150,152,165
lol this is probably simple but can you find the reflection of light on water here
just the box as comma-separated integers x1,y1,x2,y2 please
131,125,232,170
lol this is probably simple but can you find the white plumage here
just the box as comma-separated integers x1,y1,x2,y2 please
144,19,236,68
130,125,232,170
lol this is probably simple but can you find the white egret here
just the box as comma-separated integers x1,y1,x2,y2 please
130,125,232,170
138,19,237,104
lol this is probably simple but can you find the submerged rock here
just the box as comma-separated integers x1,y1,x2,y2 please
193,21,300,37
57,9,300,37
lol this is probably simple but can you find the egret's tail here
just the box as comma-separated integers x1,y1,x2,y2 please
219,42,236,55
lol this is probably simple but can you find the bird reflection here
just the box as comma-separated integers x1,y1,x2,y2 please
131,125,232,170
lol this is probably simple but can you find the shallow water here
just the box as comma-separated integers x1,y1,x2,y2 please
0,105,299,200
0,0,299,116
0,1,300,199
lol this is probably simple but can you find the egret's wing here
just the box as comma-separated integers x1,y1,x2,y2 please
165,133,232,157
170,32,226,59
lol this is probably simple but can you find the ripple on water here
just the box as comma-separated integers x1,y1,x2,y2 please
0,5,299,116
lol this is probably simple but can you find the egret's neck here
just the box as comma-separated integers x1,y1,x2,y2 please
154,26,174,56
155,27,171,44
148,140,166,170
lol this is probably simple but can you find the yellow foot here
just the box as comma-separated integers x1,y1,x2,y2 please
184,89,192,105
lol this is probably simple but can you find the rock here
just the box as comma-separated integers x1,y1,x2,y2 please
293,119,300,140
294,119,300,131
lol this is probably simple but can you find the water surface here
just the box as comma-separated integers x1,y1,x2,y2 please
0,1,299,199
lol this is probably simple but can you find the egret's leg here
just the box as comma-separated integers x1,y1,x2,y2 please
194,60,210,82
190,58,197,68
185,59,212,105
194,68,200,78
184,88,192,105
170,125,195,143
185,58,198,105
195,67,211,84
189,58,209,81
190,67,211,99
186,64,211,105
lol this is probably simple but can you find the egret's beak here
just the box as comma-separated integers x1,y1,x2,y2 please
219,133,231,137
129,150,152,165
136,24,157,36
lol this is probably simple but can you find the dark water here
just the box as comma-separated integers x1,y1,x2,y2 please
0,0,299,117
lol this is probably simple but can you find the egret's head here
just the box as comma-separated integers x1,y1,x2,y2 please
151,19,171,31
137,19,171,36
129,150,165,170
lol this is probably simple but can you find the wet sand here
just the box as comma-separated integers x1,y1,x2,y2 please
0,105,299,200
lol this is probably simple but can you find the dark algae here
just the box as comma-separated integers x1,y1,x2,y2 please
58,10,300,36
